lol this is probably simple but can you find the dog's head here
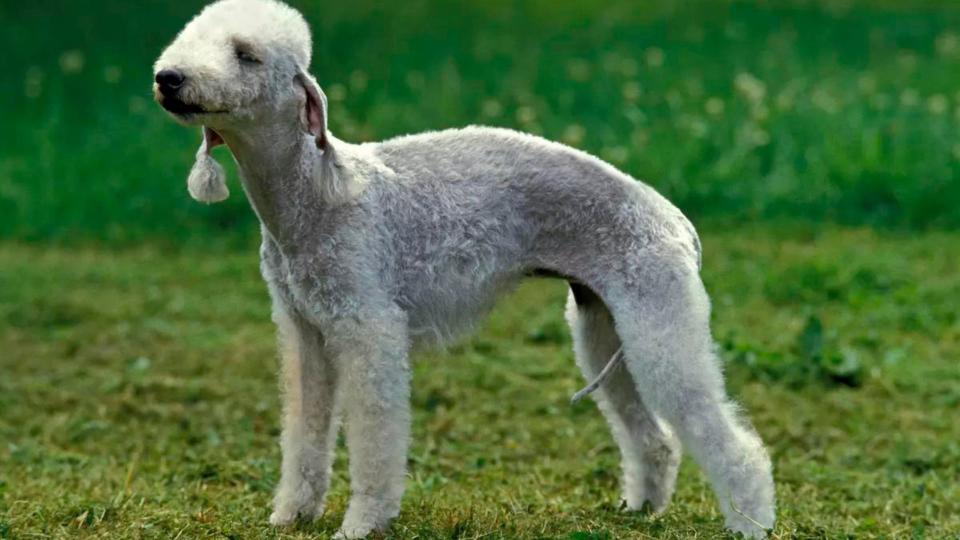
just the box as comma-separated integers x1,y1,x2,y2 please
153,0,330,203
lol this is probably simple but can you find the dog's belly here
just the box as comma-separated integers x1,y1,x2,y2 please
399,267,523,349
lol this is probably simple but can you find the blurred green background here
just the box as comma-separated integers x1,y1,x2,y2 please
3,0,960,243
2,1,959,538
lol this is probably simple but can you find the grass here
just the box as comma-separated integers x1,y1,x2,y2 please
3,0,960,243
2,226,958,539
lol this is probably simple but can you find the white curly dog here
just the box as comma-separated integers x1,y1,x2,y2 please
153,0,775,537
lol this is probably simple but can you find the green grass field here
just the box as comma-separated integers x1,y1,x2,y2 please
2,0,960,538
2,228,958,539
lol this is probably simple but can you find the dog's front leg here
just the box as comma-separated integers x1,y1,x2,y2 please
326,311,411,539
269,298,341,526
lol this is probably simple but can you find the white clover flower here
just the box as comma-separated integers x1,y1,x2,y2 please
739,124,769,147
516,106,536,125
603,146,630,164
327,83,347,101
751,127,770,147
622,81,642,102
936,32,960,56
705,97,725,116
751,104,770,121
686,116,708,139
775,91,795,112
812,87,840,114
927,94,948,115
481,99,503,118
59,50,85,73
735,72,766,103
900,89,920,108
562,124,585,146
897,51,918,70
644,47,664,68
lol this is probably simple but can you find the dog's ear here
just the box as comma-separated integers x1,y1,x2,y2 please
186,126,229,203
292,69,366,204
295,70,329,151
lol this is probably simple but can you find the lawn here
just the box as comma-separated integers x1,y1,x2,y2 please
1,227,957,539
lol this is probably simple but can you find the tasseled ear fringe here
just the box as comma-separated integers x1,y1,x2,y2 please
187,150,229,203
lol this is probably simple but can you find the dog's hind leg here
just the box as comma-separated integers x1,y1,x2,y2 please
270,297,342,525
606,260,775,538
565,283,681,513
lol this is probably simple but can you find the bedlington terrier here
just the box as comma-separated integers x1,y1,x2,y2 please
153,0,775,537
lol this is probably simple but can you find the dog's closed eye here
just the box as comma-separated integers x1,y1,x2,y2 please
235,44,261,65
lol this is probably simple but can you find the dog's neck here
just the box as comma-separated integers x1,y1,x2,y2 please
219,121,340,250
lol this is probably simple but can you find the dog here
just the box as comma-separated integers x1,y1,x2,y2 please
153,1,775,537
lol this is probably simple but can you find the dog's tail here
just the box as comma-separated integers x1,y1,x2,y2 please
570,347,624,404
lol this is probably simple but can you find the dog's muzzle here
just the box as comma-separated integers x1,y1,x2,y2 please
159,95,209,116
155,69,186,95
154,68,225,116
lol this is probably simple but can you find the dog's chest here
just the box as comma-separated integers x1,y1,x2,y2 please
258,238,342,316
262,229,408,328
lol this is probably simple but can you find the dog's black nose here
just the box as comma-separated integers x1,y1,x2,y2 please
155,69,186,96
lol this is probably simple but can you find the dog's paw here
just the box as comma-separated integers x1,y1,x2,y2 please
268,509,297,527
335,498,396,539
724,504,773,540
269,498,324,526
332,523,375,540
620,499,656,515
726,522,770,539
